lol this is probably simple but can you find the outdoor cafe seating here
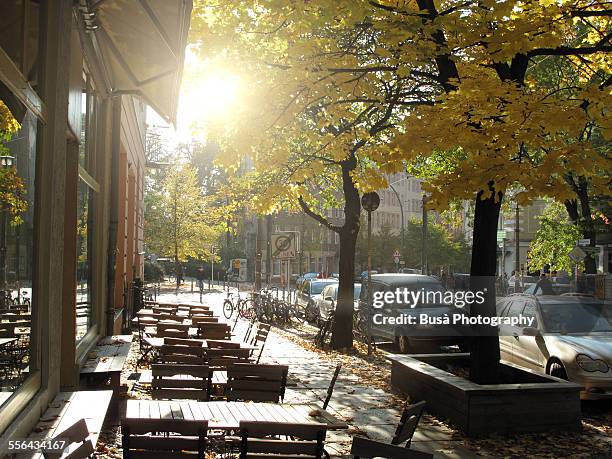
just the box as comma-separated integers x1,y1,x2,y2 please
123,302,430,459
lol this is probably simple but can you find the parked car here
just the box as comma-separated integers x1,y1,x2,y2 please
356,270,378,282
296,278,339,322
358,273,468,353
295,272,319,290
497,294,612,399
399,268,420,274
523,283,573,296
317,283,362,322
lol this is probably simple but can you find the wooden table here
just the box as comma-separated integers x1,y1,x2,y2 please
125,400,348,431
144,326,199,337
81,335,133,390
143,336,256,350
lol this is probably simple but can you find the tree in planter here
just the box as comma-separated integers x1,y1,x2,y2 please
384,1,611,383
144,164,221,289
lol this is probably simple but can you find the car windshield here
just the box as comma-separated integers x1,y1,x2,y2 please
540,303,612,333
311,281,337,295
353,285,362,300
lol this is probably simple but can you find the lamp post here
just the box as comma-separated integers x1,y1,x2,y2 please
514,202,520,291
0,156,14,307
388,183,405,263
421,194,428,275
361,191,380,355
210,245,217,290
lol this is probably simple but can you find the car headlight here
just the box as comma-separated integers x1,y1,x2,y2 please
576,354,610,373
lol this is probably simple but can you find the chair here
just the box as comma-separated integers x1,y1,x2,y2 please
122,418,208,458
238,421,326,459
198,323,231,340
42,418,94,459
206,339,241,349
350,401,430,459
158,343,205,365
191,315,219,325
151,363,212,400
249,323,271,363
226,363,288,402
156,323,190,339
206,348,252,368
322,364,342,410
135,315,156,366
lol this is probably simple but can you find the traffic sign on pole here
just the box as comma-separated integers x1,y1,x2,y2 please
272,233,297,259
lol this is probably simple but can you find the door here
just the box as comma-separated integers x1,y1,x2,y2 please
498,299,525,364
512,301,546,371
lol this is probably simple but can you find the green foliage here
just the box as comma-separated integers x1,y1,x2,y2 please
528,201,581,273
355,218,471,274
145,164,222,263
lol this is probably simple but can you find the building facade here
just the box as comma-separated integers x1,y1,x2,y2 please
0,0,190,446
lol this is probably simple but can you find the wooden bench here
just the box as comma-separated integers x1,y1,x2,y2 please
80,335,132,391
15,390,112,458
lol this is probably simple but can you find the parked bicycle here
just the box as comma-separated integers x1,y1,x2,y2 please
223,291,247,319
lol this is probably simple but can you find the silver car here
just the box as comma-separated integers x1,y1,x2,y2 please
497,294,612,400
316,283,362,322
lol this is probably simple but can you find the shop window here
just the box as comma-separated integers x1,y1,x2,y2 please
0,105,37,406
75,72,98,342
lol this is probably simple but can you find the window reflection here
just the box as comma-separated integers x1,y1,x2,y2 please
0,109,36,404
75,179,93,341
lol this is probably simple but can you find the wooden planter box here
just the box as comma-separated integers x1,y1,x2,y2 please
390,353,582,436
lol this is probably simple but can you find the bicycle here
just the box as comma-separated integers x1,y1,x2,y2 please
223,291,247,319
315,308,368,347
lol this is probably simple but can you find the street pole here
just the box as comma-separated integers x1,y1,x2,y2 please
210,246,215,291
255,217,262,291
514,203,520,291
421,194,428,275
389,184,405,258
265,215,272,287
0,209,6,308
367,210,373,355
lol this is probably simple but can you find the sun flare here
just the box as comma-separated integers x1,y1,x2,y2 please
178,73,240,126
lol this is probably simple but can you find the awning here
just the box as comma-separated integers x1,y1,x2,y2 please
88,0,192,124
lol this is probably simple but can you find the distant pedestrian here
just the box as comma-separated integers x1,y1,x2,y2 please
534,274,554,295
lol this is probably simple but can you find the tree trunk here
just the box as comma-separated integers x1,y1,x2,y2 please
330,156,361,350
577,180,597,274
468,188,502,384
175,244,180,290
564,178,597,274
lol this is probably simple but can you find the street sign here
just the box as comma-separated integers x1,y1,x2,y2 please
568,246,587,262
496,230,507,242
578,239,591,246
272,233,297,259
393,250,401,264
361,192,380,212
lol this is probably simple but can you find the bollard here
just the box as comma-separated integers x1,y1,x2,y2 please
191,279,194,293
